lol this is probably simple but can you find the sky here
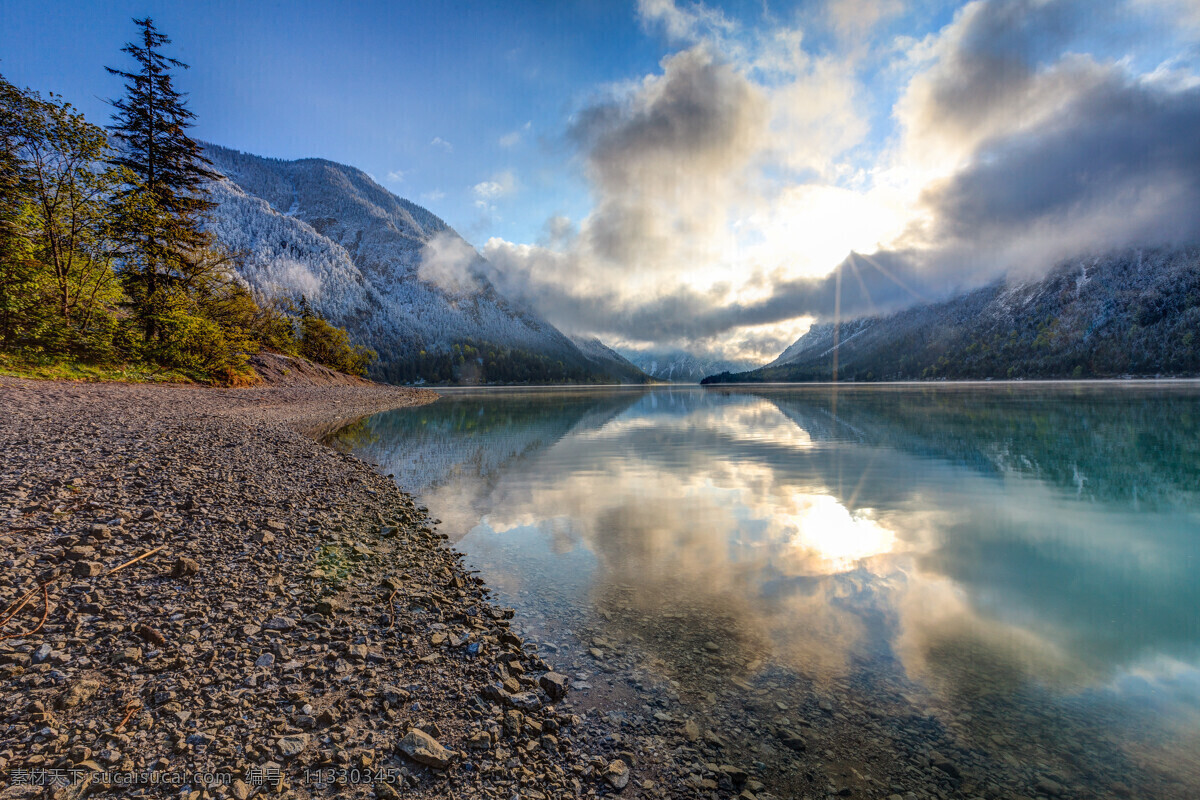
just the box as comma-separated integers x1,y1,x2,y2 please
3,0,1200,362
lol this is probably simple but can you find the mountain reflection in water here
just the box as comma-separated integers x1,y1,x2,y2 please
329,384,1200,796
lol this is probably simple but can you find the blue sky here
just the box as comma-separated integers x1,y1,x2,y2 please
4,0,1199,359
2,0,669,242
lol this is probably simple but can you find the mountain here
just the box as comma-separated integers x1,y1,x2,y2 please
625,349,760,383
202,143,635,384
703,246,1200,383
568,336,656,384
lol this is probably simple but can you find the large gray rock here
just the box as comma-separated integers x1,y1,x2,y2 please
398,728,456,769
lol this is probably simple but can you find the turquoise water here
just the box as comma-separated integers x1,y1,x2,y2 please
330,384,1200,796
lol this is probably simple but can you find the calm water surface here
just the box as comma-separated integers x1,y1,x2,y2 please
330,384,1200,797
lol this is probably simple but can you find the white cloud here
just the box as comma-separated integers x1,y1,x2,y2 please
420,189,446,203
418,231,483,294
386,169,406,183
430,136,454,152
472,169,518,200
499,121,532,148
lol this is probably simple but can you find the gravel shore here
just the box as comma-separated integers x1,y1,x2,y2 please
0,379,627,799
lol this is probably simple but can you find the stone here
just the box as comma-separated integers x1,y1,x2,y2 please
136,624,166,646
170,557,200,578
73,560,104,578
57,679,100,709
32,644,52,664
66,545,95,560
539,671,569,701
778,728,807,752
507,691,542,711
604,759,631,791
277,735,308,758
255,652,275,668
1035,777,1065,797
466,731,492,751
398,728,456,769
346,644,369,660
263,616,296,632
682,719,701,742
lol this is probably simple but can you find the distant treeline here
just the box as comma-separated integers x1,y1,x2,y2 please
374,339,613,385
0,18,372,382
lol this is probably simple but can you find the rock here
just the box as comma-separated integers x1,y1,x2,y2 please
1035,776,1065,797
65,545,95,560
73,560,103,578
277,735,308,758
255,652,275,668
313,599,338,617
253,531,275,545
777,728,807,752
682,719,701,742
231,779,251,800
346,644,369,660
398,728,456,769
117,647,142,665
703,641,720,652
507,691,542,711
170,557,200,578
604,759,631,791
57,679,100,709
932,757,961,781
466,731,492,751
263,616,296,632
265,519,287,532
136,624,166,646
32,644,52,664
539,672,569,701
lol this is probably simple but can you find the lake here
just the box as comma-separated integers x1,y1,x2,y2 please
328,383,1200,799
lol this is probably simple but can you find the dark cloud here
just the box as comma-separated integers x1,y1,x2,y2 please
924,78,1200,245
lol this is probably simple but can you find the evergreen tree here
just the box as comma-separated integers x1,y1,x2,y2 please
106,17,219,344
0,75,41,348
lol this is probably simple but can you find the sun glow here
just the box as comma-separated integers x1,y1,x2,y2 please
781,493,896,573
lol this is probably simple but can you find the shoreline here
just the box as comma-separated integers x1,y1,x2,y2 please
0,379,634,799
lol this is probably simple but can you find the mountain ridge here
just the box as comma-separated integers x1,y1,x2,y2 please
202,143,652,385
703,246,1200,383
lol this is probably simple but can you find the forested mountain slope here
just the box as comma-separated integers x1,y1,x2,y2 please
704,247,1200,383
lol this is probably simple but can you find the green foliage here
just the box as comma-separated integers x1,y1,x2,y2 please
105,17,221,347
0,23,378,385
297,308,376,377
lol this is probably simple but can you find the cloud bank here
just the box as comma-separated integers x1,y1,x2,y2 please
481,0,1200,361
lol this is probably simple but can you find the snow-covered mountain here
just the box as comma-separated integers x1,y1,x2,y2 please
624,349,760,383
704,246,1200,383
203,143,632,384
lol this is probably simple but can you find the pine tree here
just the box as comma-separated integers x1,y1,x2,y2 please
106,17,219,344
0,75,42,348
